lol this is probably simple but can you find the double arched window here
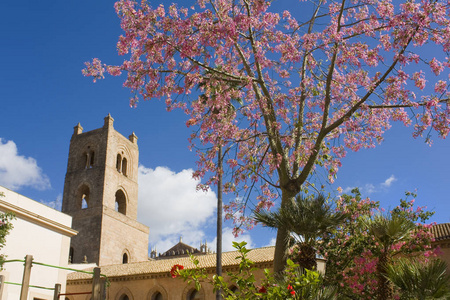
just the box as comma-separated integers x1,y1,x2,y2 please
116,153,128,176
82,149,95,169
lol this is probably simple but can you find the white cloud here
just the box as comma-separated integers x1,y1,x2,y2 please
341,186,354,194
137,165,217,252
0,138,50,190
42,193,62,210
341,184,375,195
265,237,276,247
340,175,397,196
364,183,376,194
381,175,397,187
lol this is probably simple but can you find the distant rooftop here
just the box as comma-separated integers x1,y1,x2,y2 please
150,237,211,260
67,246,275,280
432,223,450,241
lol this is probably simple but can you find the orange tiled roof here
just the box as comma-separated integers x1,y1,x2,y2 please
67,246,274,281
431,223,450,241
67,224,450,281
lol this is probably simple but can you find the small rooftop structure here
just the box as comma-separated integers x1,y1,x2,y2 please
150,237,211,259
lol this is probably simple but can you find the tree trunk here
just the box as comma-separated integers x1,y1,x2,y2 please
273,225,289,274
298,243,317,271
273,190,296,273
377,252,392,300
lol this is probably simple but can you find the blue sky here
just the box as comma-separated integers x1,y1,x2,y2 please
0,0,449,253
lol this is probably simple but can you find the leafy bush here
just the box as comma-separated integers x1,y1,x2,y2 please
174,241,336,300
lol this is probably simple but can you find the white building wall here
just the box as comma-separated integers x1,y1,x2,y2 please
0,186,77,300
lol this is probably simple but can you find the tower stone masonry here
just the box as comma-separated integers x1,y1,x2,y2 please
62,115,149,266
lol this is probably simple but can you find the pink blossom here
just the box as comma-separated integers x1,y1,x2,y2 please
430,58,444,76
83,0,450,234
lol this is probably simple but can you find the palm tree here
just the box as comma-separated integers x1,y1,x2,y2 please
254,194,345,271
362,214,416,300
386,258,450,300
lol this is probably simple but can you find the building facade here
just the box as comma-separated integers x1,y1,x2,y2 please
62,115,149,266
0,186,77,300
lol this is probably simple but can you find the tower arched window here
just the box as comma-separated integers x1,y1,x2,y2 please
89,151,95,167
83,148,95,169
116,154,122,172
83,152,89,169
122,157,127,176
78,185,90,210
81,195,88,209
116,153,128,177
115,189,127,215
122,252,128,264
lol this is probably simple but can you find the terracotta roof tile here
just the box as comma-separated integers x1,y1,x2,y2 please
67,223,450,282
67,246,274,281
431,223,450,241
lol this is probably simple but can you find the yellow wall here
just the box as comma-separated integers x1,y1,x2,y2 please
66,263,272,300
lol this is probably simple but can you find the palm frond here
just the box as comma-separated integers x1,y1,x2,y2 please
362,214,416,250
387,258,450,299
254,194,346,244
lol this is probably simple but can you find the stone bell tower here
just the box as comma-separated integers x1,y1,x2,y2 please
62,114,149,266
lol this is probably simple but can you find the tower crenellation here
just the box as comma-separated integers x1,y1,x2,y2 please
73,123,83,135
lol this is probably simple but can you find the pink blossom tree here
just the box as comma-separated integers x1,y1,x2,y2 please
319,189,437,299
83,0,450,272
